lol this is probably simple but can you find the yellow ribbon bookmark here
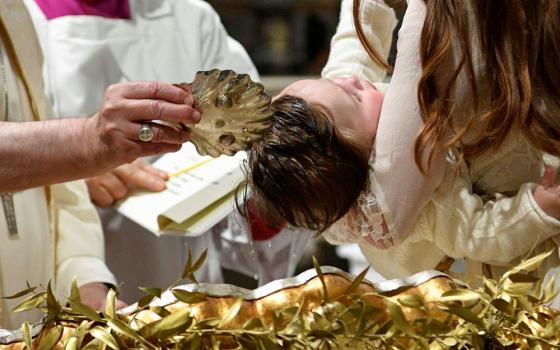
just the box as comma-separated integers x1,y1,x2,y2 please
168,158,214,178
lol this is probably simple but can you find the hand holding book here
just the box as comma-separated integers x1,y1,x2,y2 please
118,69,274,236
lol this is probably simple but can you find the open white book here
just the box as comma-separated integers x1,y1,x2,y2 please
117,143,247,236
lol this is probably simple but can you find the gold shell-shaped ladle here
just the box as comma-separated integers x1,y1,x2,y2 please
174,69,273,157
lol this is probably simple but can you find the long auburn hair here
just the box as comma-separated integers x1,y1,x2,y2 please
354,0,560,173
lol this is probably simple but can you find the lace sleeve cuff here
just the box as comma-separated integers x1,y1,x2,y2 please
324,150,394,249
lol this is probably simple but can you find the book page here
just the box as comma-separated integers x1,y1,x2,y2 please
117,143,247,236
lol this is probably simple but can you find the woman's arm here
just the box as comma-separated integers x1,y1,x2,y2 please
321,0,397,82
358,165,560,279
323,0,446,241
371,0,447,242
424,163,560,265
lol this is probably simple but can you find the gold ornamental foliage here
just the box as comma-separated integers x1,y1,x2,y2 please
1,249,560,349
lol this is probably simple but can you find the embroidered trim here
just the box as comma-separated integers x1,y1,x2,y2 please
324,148,393,249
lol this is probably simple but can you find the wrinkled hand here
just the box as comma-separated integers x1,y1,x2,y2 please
87,158,169,207
534,166,560,220
84,81,200,172
79,282,127,311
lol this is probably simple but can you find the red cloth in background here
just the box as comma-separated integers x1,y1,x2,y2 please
246,200,285,241
35,0,131,20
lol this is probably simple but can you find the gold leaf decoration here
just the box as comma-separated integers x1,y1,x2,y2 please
218,298,243,329
89,327,119,350
12,292,47,313
67,298,102,322
313,256,329,301
3,287,36,300
1,250,559,349
171,289,206,304
104,288,117,319
21,322,31,350
36,325,63,350
70,277,81,303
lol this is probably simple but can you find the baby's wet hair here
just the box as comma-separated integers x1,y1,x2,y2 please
243,95,370,232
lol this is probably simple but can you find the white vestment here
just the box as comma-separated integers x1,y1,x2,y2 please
0,1,115,328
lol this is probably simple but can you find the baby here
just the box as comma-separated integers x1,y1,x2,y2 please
247,77,382,230
244,76,560,278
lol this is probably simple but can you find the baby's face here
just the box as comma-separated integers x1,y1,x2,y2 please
278,76,383,151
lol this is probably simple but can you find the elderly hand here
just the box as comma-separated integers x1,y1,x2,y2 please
87,158,168,207
79,282,127,311
84,81,199,172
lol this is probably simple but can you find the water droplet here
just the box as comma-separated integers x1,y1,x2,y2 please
249,241,257,260
253,274,259,281
267,241,272,249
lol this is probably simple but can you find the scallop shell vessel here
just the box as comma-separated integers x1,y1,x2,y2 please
176,69,272,157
